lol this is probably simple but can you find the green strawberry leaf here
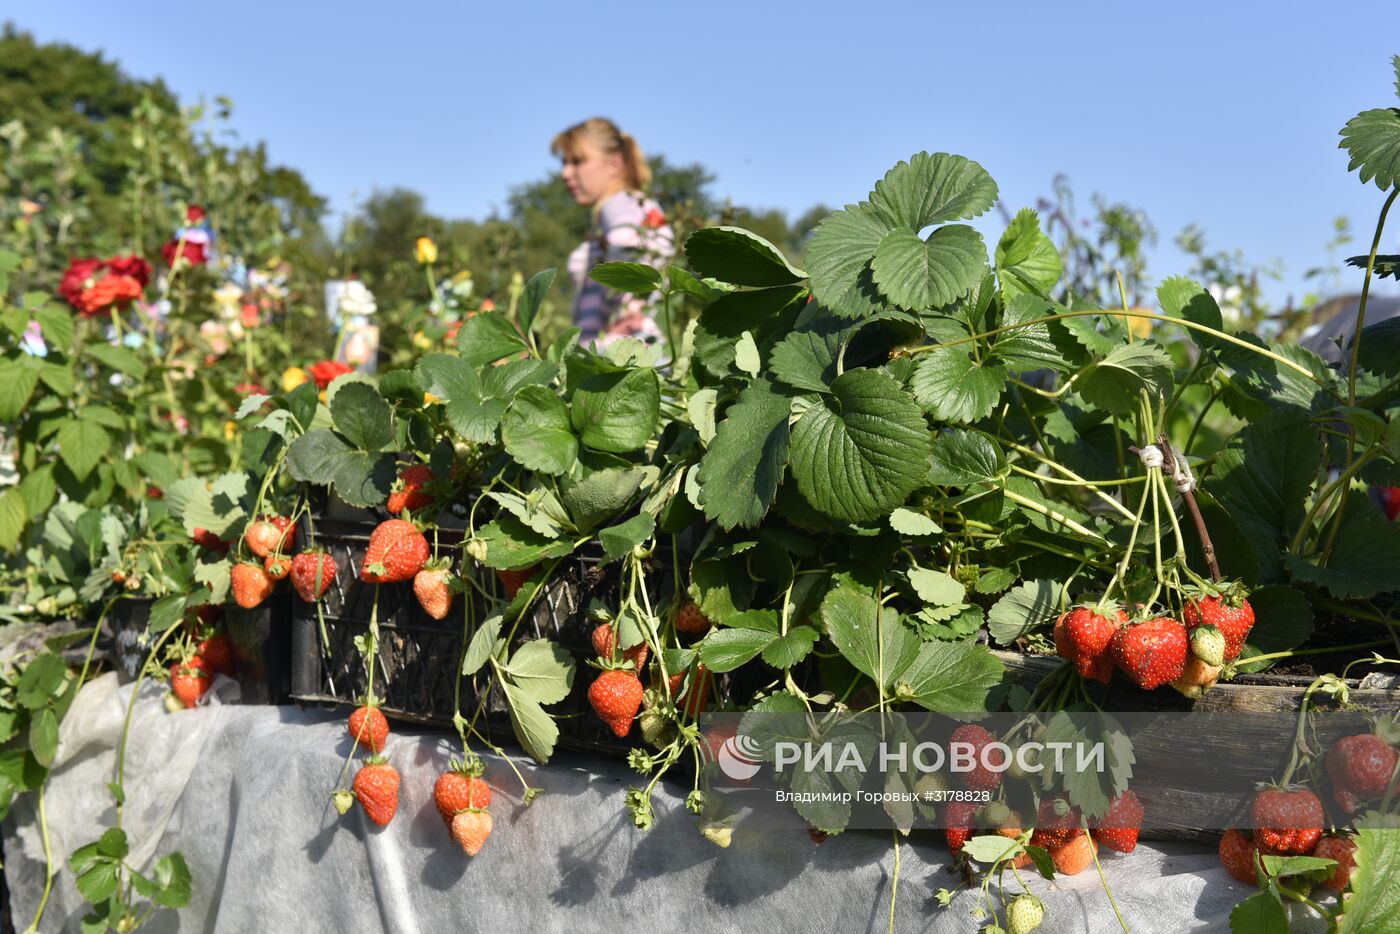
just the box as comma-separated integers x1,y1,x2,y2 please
1075,341,1174,417
870,225,987,312
1285,490,1400,599
329,382,393,451
570,368,659,453
819,584,919,691
684,226,806,287
804,203,894,319
927,429,1007,486
455,312,529,365
868,152,999,229
500,640,575,706
895,640,1004,712
788,369,930,523
1211,409,1322,582
700,627,778,673
1342,811,1400,933
590,261,663,293
1340,106,1400,190
501,385,577,475
988,579,1062,645
499,681,559,764
910,345,1006,423
598,513,655,560
1228,891,1289,934
760,626,820,669
995,207,1061,302
696,380,792,530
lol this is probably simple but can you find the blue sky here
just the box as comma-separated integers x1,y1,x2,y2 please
10,1,1400,309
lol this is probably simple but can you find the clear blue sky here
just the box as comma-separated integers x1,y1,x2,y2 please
10,1,1400,309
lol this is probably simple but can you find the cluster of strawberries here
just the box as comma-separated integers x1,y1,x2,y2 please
1220,726,1398,892
586,602,712,738
336,705,495,855
218,465,465,621
937,723,1144,879
163,607,237,710
1053,584,1256,698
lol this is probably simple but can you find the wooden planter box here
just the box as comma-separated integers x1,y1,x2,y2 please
995,650,1400,843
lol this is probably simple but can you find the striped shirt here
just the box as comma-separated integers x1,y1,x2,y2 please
567,190,675,345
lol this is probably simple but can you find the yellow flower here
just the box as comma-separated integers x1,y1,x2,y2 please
424,392,443,405
223,421,237,442
416,237,438,265
1125,307,1154,339
281,366,309,392
412,331,432,350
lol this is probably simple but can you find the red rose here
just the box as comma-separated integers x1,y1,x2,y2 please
307,360,353,390
106,255,152,287
240,304,260,329
77,273,144,317
58,258,102,308
161,238,209,267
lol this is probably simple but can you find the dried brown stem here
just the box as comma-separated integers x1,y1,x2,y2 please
1157,434,1221,583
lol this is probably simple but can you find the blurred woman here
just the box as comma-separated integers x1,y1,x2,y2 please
552,118,673,345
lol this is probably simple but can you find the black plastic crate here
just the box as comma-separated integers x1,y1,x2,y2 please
105,594,292,704
288,511,715,757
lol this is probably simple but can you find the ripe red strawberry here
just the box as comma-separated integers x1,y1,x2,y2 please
1054,606,1125,683
1050,834,1097,875
1251,787,1324,855
1091,790,1143,853
1219,828,1262,884
353,756,400,826
1030,795,1083,850
1326,733,1398,811
495,565,539,599
588,670,644,738
264,553,291,580
230,562,275,609
169,662,210,708
1312,835,1357,892
666,664,711,716
1385,487,1400,522
244,516,293,558
387,464,435,516
290,551,337,602
451,809,492,856
950,723,1004,791
348,705,389,753
433,767,492,825
192,527,229,555
592,622,649,671
197,633,236,676
675,601,712,635
413,566,455,620
1111,617,1188,690
1183,589,1255,662
360,519,429,583
945,800,979,856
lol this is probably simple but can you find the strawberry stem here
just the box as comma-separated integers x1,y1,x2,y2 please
1083,815,1131,933
1157,433,1220,582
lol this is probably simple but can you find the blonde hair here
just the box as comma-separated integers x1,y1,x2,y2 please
551,117,652,191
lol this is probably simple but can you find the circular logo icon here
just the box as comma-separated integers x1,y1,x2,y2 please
718,733,763,781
